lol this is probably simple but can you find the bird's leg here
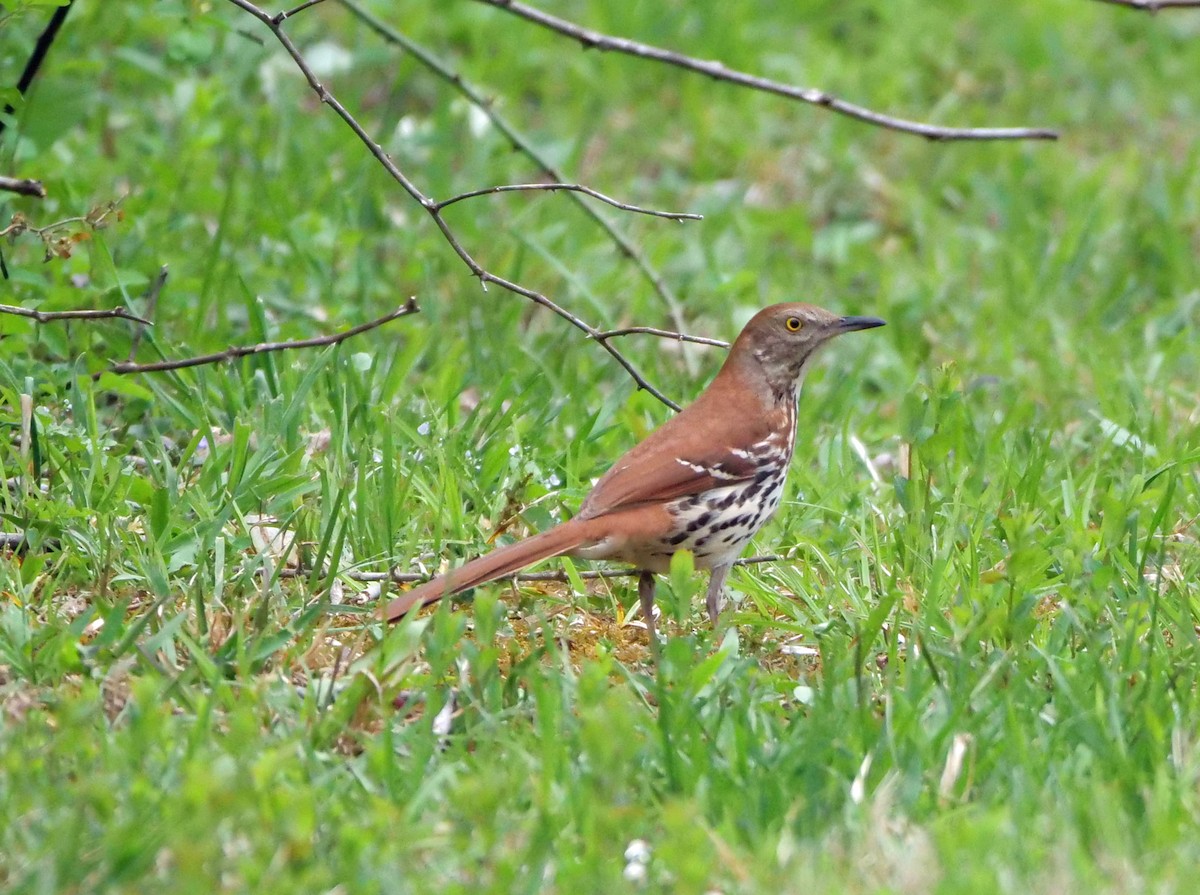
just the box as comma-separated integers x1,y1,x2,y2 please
706,563,732,625
638,570,658,645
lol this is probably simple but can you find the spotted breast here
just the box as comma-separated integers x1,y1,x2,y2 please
637,396,797,572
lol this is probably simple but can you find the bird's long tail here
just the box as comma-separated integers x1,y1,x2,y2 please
383,518,596,622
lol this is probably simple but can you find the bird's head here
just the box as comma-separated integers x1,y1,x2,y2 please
730,303,885,398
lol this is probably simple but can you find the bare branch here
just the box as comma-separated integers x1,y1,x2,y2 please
434,182,702,221
476,269,682,411
0,1,74,137
0,176,46,198
339,0,696,346
1091,0,1200,8
473,0,1059,142
0,203,121,240
106,297,419,375
225,0,683,410
2,201,124,262
271,0,329,24
0,303,151,325
594,326,730,349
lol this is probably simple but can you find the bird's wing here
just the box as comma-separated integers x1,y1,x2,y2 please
577,357,796,519
579,444,760,519
577,398,785,518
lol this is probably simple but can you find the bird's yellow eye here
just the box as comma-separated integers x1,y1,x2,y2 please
785,317,803,332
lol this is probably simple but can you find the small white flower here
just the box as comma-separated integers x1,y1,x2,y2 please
624,839,651,864
622,863,647,884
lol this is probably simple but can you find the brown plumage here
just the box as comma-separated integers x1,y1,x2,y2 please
384,303,884,637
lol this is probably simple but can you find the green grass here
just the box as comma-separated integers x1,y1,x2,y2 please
2,0,1199,891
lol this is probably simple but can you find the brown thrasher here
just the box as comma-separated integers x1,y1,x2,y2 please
384,303,884,637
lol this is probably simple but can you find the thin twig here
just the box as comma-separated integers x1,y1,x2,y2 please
106,297,419,375
0,204,120,240
0,303,151,325
474,0,1058,142
226,0,682,410
0,176,46,198
127,265,168,360
1,201,123,263
271,0,328,24
339,0,695,347
593,326,730,348
279,554,782,584
434,182,702,221
0,1,74,136
1091,0,1200,8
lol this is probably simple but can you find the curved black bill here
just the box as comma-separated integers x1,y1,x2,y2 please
837,315,886,332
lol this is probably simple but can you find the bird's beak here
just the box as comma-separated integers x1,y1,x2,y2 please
836,315,886,333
